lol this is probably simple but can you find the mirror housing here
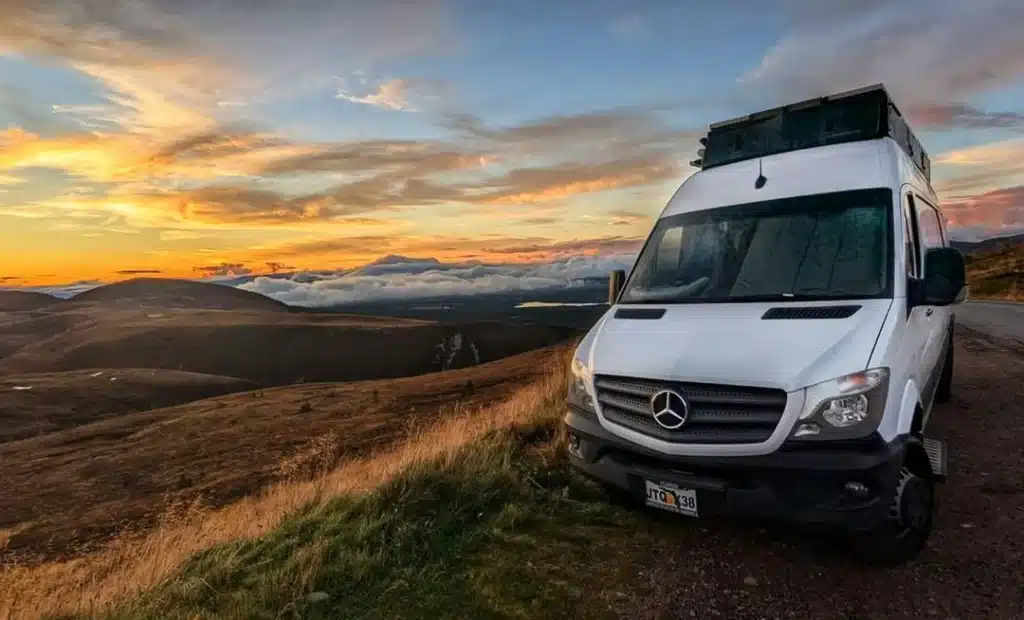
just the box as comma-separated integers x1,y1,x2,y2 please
919,247,967,306
608,270,625,305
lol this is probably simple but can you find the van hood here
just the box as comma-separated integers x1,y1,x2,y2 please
587,299,893,393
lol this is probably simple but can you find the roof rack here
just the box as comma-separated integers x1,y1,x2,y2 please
691,84,930,182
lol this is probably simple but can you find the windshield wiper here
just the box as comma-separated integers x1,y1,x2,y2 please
724,292,862,302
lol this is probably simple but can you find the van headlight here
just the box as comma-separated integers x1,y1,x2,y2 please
567,356,596,414
790,368,889,440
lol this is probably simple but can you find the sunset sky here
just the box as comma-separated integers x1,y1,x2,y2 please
1,0,1023,292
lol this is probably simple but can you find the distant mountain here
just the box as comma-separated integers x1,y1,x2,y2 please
68,277,291,312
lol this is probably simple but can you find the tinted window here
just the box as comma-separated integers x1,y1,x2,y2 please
904,195,920,277
619,188,894,304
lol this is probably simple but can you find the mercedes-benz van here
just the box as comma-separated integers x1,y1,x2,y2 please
564,84,968,565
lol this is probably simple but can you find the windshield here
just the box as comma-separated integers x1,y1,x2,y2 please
619,188,893,304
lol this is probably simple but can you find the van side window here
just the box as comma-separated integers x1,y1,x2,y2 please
915,198,944,252
903,194,920,278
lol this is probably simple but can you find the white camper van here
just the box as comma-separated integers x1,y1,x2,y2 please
564,84,967,565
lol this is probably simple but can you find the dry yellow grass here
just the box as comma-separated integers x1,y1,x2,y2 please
964,243,1023,301
0,348,572,620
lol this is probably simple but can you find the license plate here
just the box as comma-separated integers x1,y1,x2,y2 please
644,480,698,517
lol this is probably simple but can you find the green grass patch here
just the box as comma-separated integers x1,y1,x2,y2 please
97,422,661,620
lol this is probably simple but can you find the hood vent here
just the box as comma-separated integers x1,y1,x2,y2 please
761,305,861,320
614,308,666,320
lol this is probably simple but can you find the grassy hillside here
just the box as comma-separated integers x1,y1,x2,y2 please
0,345,600,619
964,241,1023,300
0,291,62,312
105,419,650,620
0,369,254,443
0,345,568,564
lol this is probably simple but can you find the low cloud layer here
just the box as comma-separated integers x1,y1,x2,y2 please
238,254,636,307
4,253,637,304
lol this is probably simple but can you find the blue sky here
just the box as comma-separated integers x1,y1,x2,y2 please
0,0,1022,293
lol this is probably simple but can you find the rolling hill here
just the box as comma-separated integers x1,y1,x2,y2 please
67,277,291,312
0,278,577,384
963,239,1023,300
951,231,1024,255
0,343,569,563
0,307,573,382
0,369,254,443
0,291,62,312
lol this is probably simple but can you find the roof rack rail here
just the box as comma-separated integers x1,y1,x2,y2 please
691,84,930,182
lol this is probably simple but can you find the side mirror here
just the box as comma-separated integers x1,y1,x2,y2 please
921,247,966,306
608,270,625,305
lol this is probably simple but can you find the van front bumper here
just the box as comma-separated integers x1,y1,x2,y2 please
565,407,906,531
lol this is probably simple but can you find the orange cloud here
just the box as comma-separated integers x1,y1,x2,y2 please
239,233,645,269
907,103,1024,130
464,154,679,205
934,139,1024,198
0,127,318,184
942,185,1024,232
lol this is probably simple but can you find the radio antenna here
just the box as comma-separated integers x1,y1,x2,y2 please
754,158,767,189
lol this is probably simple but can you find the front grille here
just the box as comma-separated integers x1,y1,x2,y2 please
594,375,788,444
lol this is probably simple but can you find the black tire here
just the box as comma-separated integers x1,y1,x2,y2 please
848,444,935,567
935,337,953,404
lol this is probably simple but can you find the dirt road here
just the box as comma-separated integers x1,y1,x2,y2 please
617,325,1024,620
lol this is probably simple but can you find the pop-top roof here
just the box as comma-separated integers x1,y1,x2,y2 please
692,84,931,182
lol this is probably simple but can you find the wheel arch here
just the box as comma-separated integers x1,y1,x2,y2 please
895,380,923,437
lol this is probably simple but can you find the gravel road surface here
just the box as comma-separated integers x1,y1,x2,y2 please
614,323,1024,620
956,301,1024,346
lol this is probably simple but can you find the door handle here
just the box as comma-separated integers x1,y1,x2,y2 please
925,308,933,317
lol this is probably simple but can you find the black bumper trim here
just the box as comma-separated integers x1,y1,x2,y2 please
565,406,907,530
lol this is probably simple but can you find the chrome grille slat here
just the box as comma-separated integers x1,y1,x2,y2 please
594,374,787,444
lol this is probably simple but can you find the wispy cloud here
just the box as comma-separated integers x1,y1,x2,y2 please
3,107,689,228
193,262,252,277
237,233,644,270
116,269,163,275
336,77,446,112
943,185,1024,238
742,0,1024,111
0,1,455,135
909,104,1024,130
934,139,1024,198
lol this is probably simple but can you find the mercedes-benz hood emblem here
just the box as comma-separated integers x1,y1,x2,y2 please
649,389,690,430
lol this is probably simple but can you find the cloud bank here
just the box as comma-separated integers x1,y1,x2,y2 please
237,254,636,307
3,253,638,305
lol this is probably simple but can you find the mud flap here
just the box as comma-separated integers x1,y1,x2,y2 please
923,438,947,482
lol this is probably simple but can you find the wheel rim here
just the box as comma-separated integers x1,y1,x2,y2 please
892,466,934,534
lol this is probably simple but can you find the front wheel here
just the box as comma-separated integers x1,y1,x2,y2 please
849,462,935,566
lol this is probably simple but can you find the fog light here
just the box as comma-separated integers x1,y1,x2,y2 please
568,433,581,457
844,482,869,497
793,422,820,437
